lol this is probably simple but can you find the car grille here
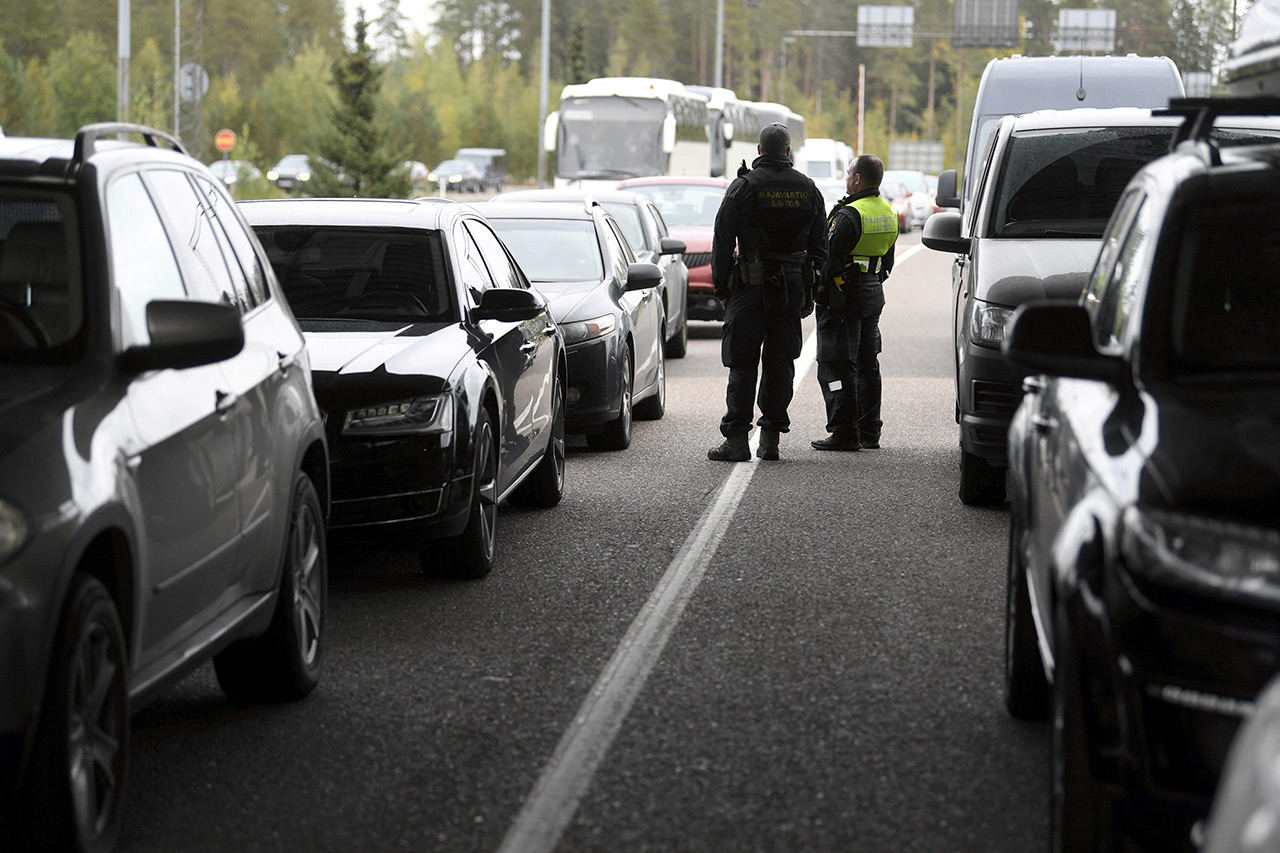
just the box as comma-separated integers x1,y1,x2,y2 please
683,251,711,269
971,379,1021,418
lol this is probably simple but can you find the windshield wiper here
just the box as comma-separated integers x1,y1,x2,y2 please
570,169,636,180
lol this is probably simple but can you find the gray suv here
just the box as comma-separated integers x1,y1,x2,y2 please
0,124,329,851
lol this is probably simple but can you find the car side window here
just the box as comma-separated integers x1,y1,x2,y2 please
196,176,271,308
464,220,524,289
1089,192,1155,353
648,203,670,237
145,170,241,310
105,172,188,348
602,219,632,280
454,223,495,305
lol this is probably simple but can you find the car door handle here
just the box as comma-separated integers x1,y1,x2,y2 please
1031,414,1058,434
216,389,238,415
1022,376,1045,394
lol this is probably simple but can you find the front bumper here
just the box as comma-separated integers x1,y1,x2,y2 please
958,338,1024,467
564,335,623,430
1063,562,1280,847
325,428,470,546
686,266,723,321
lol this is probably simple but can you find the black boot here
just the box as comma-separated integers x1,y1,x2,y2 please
708,434,750,462
757,428,780,460
811,434,861,451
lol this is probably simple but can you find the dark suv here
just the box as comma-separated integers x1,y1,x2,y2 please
1001,99,1280,852
0,124,329,852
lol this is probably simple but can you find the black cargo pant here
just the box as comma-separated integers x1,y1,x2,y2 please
815,281,884,443
720,285,803,438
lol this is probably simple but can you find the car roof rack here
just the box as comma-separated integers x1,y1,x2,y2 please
1156,97,1280,163
71,122,188,168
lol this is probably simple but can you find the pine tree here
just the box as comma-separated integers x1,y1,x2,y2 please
309,9,410,198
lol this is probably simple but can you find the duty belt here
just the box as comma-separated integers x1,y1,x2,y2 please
851,256,883,274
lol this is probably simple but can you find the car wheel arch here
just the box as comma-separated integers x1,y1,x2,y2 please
1046,493,1117,671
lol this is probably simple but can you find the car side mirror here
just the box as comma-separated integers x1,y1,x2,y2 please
921,211,970,255
1003,301,1125,383
473,288,544,322
626,262,663,292
543,111,559,153
117,300,244,373
936,169,959,208
659,237,687,255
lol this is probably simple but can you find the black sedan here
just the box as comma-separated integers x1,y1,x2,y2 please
482,199,665,451
1001,102,1280,852
242,197,566,579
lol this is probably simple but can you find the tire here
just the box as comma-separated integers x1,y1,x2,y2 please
665,314,688,359
588,346,633,450
959,447,1006,505
428,410,498,578
1005,520,1050,720
508,371,566,508
1051,621,1120,853
634,334,666,420
20,575,129,853
215,472,327,703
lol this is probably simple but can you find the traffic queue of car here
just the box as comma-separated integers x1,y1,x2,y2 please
915,43,1280,851
0,117,703,851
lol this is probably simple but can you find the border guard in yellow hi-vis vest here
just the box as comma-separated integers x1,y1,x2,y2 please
811,153,899,451
707,122,828,462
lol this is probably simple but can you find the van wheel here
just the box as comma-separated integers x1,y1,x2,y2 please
21,575,129,853
215,472,327,702
959,448,1006,505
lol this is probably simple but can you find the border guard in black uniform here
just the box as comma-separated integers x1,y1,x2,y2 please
811,154,898,451
707,122,828,462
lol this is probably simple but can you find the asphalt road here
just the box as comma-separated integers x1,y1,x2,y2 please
119,231,1050,852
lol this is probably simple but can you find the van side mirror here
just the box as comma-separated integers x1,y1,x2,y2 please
936,170,960,208
1003,301,1125,383
921,211,969,255
542,112,559,153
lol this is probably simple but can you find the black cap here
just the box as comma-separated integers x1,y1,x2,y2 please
759,122,790,154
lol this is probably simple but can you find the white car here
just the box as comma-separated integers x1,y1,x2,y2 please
883,169,934,228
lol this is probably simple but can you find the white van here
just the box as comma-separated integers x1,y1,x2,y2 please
796,137,853,181
956,54,1184,210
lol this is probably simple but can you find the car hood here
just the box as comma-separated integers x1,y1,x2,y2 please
302,320,464,403
1139,383,1280,526
537,281,615,324
668,225,713,253
973,238,1102,306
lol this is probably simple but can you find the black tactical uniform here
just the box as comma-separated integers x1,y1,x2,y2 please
708,149,827,461
813,185,898,450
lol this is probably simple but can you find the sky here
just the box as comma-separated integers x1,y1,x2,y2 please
345,1,437,42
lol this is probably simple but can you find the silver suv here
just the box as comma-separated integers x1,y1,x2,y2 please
0,124,329,851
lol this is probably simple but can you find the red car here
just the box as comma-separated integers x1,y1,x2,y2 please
617,176,730,321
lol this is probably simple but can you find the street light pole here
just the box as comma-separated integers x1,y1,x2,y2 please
714,0,724,88
537,0,550,187
117,0,130,122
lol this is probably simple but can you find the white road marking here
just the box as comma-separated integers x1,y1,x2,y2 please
499,242,924,853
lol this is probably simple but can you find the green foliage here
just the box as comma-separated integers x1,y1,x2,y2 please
130,39,171,131
46,32,114,135
311,10,410,198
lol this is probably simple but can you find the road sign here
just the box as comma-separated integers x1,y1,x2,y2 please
857,6,914,48
1055,9,1116,53
214,128,237,154
178,62,209,103
953,0,1020,47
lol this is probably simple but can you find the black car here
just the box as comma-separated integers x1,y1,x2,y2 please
0,124,330,852
483,199,666,450
493,189,689,357
242,197,566,579
1002,99,1280,852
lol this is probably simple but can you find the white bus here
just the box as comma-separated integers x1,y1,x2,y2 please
685,87,808,178
543,77,711,190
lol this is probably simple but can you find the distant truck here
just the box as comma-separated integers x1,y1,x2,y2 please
957,55,1185,211
454,147,507,193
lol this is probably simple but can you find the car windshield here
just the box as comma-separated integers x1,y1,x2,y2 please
486,219,604,290
627,184,726,227
275,155,308,170
435,161,472,173
1171,203,1280,372
557,96,666,180
253,226,453,322
991,126,1174,238
0,191,84,362
880,178,908,201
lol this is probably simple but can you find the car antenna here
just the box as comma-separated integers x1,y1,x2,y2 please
1076,55,1086,102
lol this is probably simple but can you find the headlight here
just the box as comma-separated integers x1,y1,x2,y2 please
266,170,279,181
0,499,29,565
428,172,437,181
1122,507,1280,602
297,171,310,182
562,314,617,344
225,175,237,184
449,175,462,183
341,394,453,437
969,299,1016,348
